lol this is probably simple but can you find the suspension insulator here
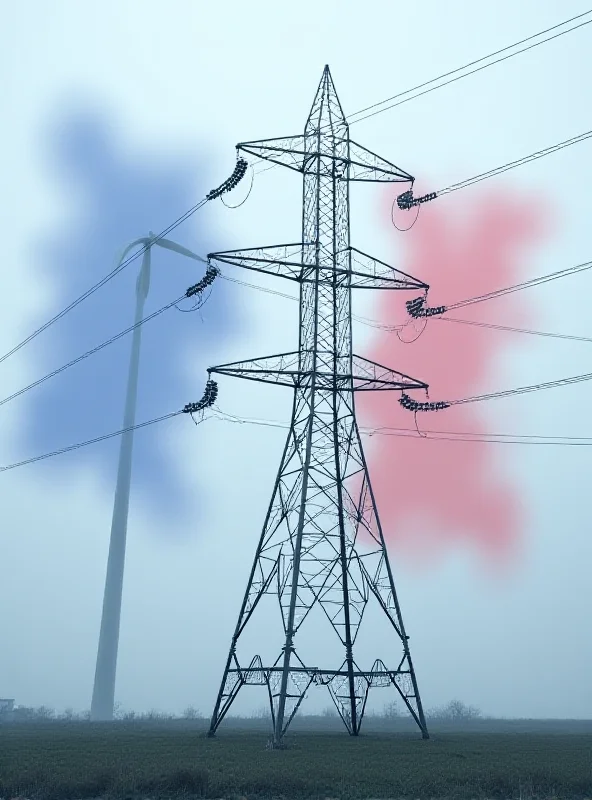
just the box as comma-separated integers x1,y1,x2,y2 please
183,379,220,415
399,392,449,412
397,189,437,210
206,157,249,200
397,190,414,210
425,305,446,317
186,265,219,298
406,296,447,319
407,297,424,316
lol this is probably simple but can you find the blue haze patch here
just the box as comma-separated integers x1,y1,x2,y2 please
26,107,240,523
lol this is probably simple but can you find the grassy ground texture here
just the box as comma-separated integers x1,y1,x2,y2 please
1,719,591,799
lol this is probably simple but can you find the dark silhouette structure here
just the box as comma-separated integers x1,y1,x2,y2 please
207,66,431,747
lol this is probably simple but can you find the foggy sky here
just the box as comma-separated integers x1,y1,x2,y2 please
0,0,591,720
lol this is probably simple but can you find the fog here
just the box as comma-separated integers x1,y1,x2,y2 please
1,0,591,722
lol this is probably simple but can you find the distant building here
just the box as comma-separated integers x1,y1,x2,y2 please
0,699,15,721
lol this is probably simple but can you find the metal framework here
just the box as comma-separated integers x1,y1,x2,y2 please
206,66,431,747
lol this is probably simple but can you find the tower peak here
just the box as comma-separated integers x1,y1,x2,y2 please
306,64,347,134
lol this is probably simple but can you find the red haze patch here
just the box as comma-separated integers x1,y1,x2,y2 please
357,187,549,568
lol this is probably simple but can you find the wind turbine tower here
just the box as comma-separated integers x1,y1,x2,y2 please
91,234,208,721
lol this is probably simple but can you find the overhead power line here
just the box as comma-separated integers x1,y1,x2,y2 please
398,365,592,412
220,271,412,332
358,313,592,345
0,159,249,369
8,19,582,374
0,378,220,473
0,288,207,410
347,11,592,125
220,272,298,302
5,395,592,475
219,256,592,344
447,258,592,309
437,316,592,344
209,408,592,447
0,411,183,473
217,271,592,411
436,130,592,195
255,123,592,203
0,205,207,368
4,20,585,387
450,369,592,406
252,10,592,175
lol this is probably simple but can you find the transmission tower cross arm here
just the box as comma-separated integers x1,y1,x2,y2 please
238,135,307,174
348,248,428,290
207,243,307,282
346,140,414,183
208,243,428,290
208,352,428,392
351,355,428,391
237,136,415,184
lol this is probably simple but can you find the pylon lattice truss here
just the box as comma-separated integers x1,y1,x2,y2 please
207,66,431,746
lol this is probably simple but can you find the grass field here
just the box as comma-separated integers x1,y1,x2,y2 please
1,721,591,800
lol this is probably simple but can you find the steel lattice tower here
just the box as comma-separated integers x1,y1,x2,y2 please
206,66,431,747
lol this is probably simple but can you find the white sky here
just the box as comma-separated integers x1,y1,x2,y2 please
0,0,591,719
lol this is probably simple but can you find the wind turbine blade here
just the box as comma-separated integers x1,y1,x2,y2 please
136,248,152,300
116,237,151,268
153,236,208,263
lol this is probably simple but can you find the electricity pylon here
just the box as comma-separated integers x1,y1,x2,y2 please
91,234,207,722
206,65,431,747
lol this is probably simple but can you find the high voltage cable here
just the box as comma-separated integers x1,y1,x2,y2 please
220,271,394,329
0,377,220,473
354,256,592,335
252,10,592,174
222,262,592,398
0,157,250,369
18,254,574,420
0,202,209,368
437,316,592,344
9,19,583,371
451,370,592,406
447,258,592,309
220,272,299,302
254,125,592,201
0,411,183,473
357,315,592,344
0,291,196,410
436,130,592,195
208,409,592,447
5,14,586,373
4,399,592,474
219,259,592,343
362,312,592,349
356,257,592,328
216,272,592,407
347,11,592,125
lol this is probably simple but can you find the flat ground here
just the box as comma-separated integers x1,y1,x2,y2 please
1,721,591,799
